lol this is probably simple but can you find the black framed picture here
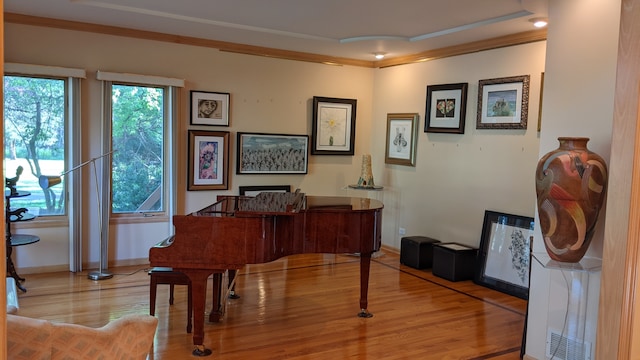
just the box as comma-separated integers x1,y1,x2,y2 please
236,132,308,174
239,185,291,196
311,96,357,155
425,83,468,134
474,210,534,300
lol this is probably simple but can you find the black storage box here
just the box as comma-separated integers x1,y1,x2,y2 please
432,243,477,281
400,236,441,269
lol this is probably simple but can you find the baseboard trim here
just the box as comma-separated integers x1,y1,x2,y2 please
381,244,399,255
14,258,151,275
16,249,400,275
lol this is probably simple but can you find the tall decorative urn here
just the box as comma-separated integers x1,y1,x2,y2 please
535,137,608,262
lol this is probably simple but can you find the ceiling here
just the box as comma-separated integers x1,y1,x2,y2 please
4,0,549,63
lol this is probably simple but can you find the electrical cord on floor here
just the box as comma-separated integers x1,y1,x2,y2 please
73,267,150,277
110,267,150,276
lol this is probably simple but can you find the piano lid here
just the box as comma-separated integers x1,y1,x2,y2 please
193,190,305,217
236,191,304,215
304,196,382,212
192,190,382,217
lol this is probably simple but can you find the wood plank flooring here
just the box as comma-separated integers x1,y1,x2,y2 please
12,250,527,359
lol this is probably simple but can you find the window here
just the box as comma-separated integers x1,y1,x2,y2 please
109,83,166,214
97,70,182,220
3,75,67,216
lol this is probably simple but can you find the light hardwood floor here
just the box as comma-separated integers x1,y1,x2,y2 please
12,250,527,359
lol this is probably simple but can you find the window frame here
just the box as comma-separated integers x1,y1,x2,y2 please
4,63,86,271
97,71,182,224
3,69,83,224
104,81,168,219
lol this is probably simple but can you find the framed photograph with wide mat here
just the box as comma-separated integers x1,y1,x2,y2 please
311,96,357,155
476,75,530,129
474,210,534,300
385,113,419,166
425,83,468,134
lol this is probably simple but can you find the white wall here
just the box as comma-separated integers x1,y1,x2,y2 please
372,42,546,250
526,0,621,359
4,23,375,272
4,22,546,277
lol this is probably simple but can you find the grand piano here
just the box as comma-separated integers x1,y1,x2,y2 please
149,190,383,356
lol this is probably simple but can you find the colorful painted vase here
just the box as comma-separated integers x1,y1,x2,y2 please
535,137,608,262
357,154,375,188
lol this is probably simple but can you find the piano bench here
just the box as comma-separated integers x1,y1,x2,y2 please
148,267,193,333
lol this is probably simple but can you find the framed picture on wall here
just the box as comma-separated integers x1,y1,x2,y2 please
476,75,530,129
239,185,291,196
425,83,468,134
538,72,544,132
385,113,419,166
236,132,309,174
187,130,229,190
474,210,534,300
311,96,357,155
190,91,230,126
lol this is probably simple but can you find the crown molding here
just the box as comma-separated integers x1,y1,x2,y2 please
5,13,546,68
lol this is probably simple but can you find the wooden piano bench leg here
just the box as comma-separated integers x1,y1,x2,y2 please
187,281,193,333
148,267,193,333
149,275,158,316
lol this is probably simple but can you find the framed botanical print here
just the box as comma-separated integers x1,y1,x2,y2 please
385,113,419,166
474,210,534,300
311,96,357,155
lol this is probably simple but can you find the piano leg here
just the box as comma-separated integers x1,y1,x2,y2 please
358,252,374,318
183,269,214,357
209,269,241,322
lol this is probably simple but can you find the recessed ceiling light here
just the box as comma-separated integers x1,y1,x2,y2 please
374,52,386,60
529,17,548,28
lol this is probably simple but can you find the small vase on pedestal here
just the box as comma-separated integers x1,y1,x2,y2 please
535,137,608,263
357,154,375,188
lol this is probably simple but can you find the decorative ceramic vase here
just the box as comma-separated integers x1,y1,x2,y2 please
357,154,375,188
535,137,608,262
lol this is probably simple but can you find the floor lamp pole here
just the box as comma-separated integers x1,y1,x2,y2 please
40,151,114,281
87,157,112,280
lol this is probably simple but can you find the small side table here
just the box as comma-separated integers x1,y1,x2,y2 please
341,185,384,202
532,253,601,358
